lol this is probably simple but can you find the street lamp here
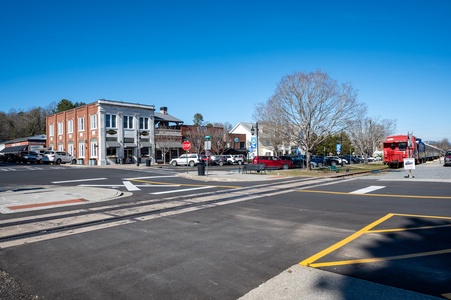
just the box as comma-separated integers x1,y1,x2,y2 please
251,122,259,164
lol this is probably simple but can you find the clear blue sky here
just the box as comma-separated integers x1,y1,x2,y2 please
1,1,450,141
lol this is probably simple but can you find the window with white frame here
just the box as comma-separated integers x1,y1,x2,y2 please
49,124,54,136
139,117,149,130
106,114,117,128
123,116,134,129
57,122,63,135
90,114,97,129
91,140,98,157
78,141,85,158
67,119,74,133
78,117,85,131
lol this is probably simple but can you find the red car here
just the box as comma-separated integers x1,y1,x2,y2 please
252,156,293,170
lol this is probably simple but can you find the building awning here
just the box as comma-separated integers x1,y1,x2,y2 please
140,141,152,147
0,145,27,153
106,141,121,148
155,142,182,149
124,143,137,148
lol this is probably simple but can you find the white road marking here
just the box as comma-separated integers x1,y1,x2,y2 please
151,186,214,195
123,180,141,191
52,178,107,184
124,176,177,180
350,185,385,194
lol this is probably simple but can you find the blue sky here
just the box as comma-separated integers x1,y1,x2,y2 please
1,1,450,141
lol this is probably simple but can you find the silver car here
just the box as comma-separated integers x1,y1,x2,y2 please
42,151,75,165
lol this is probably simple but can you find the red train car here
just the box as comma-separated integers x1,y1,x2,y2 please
383,134,418,168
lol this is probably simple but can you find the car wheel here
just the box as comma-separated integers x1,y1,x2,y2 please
189,161,195,167
172,161,178,166
71,159,76,164
282,164,289,170
56,159,61,165
331,161,336,166
219,161,224,166
317,162,323,168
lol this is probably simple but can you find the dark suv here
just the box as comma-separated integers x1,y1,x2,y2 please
252,156,293,170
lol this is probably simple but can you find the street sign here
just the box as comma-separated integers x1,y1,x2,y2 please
336,143,341,155
182,141,191,151
204,141,211,150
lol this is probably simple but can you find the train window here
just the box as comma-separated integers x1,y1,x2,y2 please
398,142,407,151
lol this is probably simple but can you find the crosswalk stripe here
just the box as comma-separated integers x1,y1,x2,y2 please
350,186,385,194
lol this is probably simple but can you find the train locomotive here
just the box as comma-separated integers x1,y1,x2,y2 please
383,134,442,168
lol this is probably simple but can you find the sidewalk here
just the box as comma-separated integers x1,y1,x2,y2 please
0,185,129,214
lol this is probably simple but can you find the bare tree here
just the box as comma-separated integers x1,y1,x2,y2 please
346,116,396,162
184,126,206,154
155,135,181,164
264,70,364,169
254,99,290,155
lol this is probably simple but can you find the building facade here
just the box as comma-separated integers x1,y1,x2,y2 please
46,99,156,165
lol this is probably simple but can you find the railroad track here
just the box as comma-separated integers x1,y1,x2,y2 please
0,176,347,248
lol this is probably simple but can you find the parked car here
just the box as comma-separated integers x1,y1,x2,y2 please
326,156,343,165
19,151,42,164
223,155,236,165
170,153,200,167
324,156,342,166
42,151,75,165
252,156,293,170
444,150,451,166
210,155,227,166
279,155,304,168
232,155,245,165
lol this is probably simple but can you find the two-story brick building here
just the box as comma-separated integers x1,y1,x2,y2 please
46,99,161,165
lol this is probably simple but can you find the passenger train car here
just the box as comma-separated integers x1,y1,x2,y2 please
383,135,442,168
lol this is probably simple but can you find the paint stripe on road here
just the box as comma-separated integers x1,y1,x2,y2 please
123,181,141,191
151,186,214,195
52,178,107,184
349,185,385,194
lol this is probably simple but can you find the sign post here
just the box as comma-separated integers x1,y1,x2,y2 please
182,141,191,173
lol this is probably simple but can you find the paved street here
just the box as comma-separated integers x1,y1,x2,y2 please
0,160,450,299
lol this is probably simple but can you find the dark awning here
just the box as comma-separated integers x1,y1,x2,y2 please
106,141,121,148
140,141,152,147
0,145,27,153
223,148,249,155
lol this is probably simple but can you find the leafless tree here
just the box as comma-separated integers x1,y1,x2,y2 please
184,126,206,154
346,116,396,161
254,99,290,155
263,70,365,169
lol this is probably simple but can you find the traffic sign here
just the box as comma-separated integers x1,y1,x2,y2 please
182,141,191,151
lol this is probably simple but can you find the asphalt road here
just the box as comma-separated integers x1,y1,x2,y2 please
0,161,450,299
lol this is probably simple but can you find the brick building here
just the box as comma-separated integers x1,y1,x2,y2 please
46,99,158,165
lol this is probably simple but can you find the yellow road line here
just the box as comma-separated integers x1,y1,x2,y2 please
299,213,394,266
391,213,451,220
309,248,451,268
368,223,451,233
297,189,451,199
130,179,240,189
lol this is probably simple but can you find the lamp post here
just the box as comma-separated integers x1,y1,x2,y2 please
251,122,259,164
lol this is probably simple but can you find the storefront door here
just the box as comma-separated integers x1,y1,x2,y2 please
124,149,133,163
